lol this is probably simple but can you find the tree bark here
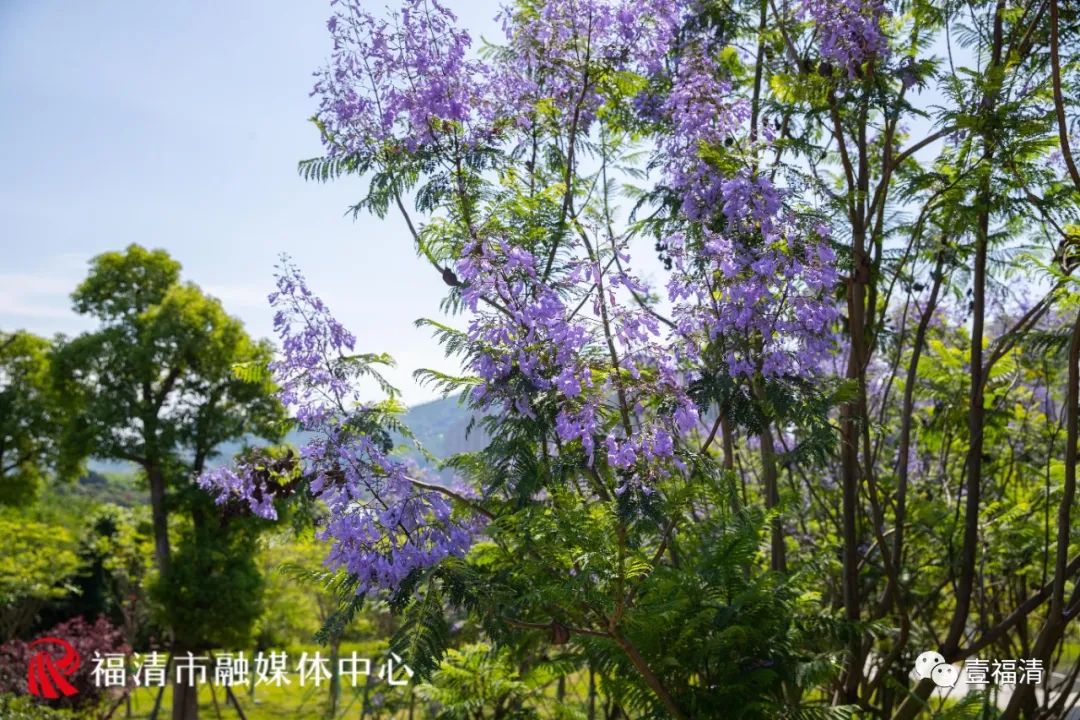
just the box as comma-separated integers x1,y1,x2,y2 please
943,0,1003,660
891,5,1006,718
890,252,946,601
760,425,786,572
840,239,868,703
610,630,688,720
147,462,171,578
171,679,199,720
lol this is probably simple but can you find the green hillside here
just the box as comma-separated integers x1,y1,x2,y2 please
85,396,484,480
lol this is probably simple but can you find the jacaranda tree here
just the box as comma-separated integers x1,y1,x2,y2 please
203,0,1080,717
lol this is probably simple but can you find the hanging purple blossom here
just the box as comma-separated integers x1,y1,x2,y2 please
313,0,492,155
201,259,485,593
801,0,890,77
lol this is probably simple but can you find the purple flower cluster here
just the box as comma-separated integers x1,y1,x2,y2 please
267,262,358,429
200,260,484,593
295,0,847,591
454,235,700,493
198,464,279,520
801,0,890,77
666,219,839,378
491,0,681,132
658,45,751,220
642,38,839,379
318,463,477,591
314,0,685,155
313,0,490,155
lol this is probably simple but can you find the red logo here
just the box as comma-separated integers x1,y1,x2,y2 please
27,637,81,699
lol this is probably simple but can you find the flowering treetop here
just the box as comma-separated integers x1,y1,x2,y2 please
204,0,862,596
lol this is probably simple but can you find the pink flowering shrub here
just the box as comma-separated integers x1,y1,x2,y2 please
0,616,129,709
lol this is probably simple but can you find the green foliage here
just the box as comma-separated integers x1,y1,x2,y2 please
391,581,453,681
416,642,576,720
153,508,265,650
63,504,154,641
0,513,80,640
5,0,1079,716
261,534,374,650
0,694,80,720
50,243,287,671
0,331,67,505
53,243,287,474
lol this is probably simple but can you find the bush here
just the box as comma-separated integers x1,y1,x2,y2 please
0,693,79,719
0,615,128,710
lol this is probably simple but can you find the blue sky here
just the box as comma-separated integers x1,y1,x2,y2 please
0,2,959,407
0,1,501,405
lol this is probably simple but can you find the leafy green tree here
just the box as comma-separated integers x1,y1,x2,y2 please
0,513,80,641
52,244,286,720
54,245,283,577
207,0,1080,717
153,509,264,651
0,331,66,505
64,504,154,647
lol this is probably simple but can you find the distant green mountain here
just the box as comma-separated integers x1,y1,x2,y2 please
400,395,488,460
55,468,147,507
86,396,485,480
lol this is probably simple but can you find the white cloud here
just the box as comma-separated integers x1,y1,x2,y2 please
0,275,71,318
0,255,88,333
204,283,271,310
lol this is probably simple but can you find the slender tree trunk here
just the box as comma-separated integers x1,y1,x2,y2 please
610,630,688,720
208,682,223,720
225,687,247,720
147,462,171,578
720,414,736,473
1050,0,1080,193
328,635,341,718
172,675,199,720
890,252,946,598
149,686,165,720
588,666,596,720
760,425,786,572
944,185,988,656
944,0,1004,658
840,233,869,703
892,7,1005,719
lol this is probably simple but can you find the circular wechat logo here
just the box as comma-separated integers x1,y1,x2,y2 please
913,650,958,688
931,663,960,687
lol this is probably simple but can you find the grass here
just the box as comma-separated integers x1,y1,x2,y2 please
119,677,420,719
119,681,418,719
